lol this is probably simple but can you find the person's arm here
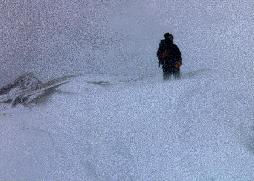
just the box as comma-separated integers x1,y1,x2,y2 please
174,45,182,64
173,45,182,69
157,41,164,67
157,41,164,58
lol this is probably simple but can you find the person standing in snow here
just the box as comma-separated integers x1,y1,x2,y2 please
157,33,182,79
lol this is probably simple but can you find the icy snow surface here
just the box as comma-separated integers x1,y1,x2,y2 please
1,72,254,180
1,0,254,180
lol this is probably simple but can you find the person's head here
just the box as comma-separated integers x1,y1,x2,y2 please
164,32,173,43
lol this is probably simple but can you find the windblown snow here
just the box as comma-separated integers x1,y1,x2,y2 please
0,0,254,180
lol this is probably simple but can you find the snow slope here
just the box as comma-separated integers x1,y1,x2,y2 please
1,0,254,180
1,71,254,180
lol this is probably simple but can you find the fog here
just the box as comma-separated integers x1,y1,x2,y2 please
0,0,127,83
1,0,254,82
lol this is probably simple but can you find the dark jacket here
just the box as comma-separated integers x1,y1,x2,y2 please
157,39,182,65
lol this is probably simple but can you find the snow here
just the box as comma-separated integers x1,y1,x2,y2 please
1,0,254,180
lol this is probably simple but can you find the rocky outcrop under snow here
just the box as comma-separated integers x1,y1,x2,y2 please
0,73,73,106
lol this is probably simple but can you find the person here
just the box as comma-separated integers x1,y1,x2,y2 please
157,33,182,79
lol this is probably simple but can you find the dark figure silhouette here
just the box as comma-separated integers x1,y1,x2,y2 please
157,33,182,79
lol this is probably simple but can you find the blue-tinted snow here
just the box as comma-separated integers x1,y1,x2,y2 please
0,0,254,180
